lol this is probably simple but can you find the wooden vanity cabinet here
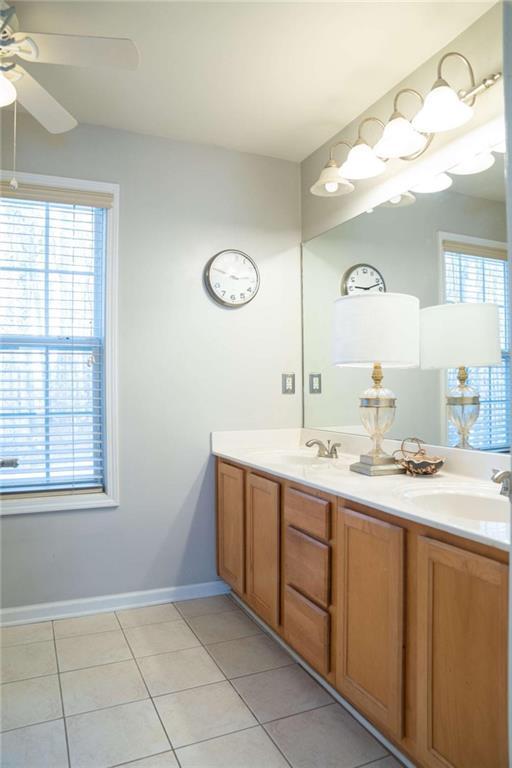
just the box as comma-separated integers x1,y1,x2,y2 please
215,458,509,768
245,472,280,628
335,506,405,739
216,461,245,595
416,537,508,768
282,485,336,678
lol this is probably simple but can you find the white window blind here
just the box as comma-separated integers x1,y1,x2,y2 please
443,242,510,451
0,196,108,494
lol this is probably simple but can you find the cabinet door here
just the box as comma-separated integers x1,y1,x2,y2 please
217,462,245,595
246,473,280,627
336,507,404,738
417,537,508,768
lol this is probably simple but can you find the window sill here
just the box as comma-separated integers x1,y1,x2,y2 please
0,492,119,516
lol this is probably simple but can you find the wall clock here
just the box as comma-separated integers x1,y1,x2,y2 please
341,263,386,295
205,250,260,307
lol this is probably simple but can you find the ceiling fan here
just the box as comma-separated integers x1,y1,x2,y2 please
0,1,139,133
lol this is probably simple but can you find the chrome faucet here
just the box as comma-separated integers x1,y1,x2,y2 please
491,469,511,498
305,439,341,459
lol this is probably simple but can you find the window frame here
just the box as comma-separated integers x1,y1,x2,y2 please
0,171,119,515
437,230,509,451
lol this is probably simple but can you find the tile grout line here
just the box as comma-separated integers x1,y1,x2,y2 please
116,611,179,764
1,598,352,766
177,609,295,768
52,620,72,768
109,748,180,768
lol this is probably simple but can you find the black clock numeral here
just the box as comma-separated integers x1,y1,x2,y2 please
221,290,226,296
240,293,245,300
231,294,236,301
247,287,252,293
214,282,220,289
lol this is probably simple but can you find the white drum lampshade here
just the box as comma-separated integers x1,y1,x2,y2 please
333,293,420,368
333,293,420,475
420,303,501,449
420,303,501,369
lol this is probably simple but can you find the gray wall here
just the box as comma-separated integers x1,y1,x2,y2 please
0,116,301,608
303,189,507,445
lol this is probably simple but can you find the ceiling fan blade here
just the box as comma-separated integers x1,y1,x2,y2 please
13,66,77,134
14,32,139,70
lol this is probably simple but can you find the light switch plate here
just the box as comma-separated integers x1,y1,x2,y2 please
309,373,322,394
282,373,295,394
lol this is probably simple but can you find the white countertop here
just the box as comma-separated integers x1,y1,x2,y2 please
212,428,510,552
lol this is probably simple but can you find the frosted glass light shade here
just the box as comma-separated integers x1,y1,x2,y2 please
420,303,501,369
374,114,427,159
450,152,495,175
411,173,452,194
310,163,354,197
333,293,420,368
340,143,386,180
0,73,16,108
412,80,473,133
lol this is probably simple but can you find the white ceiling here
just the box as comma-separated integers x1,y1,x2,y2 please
14,1,494,161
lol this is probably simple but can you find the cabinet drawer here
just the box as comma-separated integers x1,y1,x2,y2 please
284,585,330,676
285,526,330,608
284,487,330,541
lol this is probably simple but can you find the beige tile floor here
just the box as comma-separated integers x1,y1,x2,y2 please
0,594,404,768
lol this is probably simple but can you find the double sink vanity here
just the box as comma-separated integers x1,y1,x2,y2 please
212,428,509,768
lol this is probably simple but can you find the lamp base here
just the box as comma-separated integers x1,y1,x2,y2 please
350,453,405,476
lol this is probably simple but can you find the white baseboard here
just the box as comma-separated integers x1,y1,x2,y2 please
231,593,415,768
0,580,230,626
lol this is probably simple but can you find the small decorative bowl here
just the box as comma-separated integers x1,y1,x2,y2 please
393,437,445,477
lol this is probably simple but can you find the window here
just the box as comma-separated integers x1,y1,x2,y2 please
442,238,510,451
0,176,118,512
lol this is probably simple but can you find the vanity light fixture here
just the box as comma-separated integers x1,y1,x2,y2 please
333,293,420,475
411,172,452,194
310,51,501,200
412,52,476,134
420,303,501,449
450,151,495,175
340,118,386,180
374,89,428,159
310,141,355,197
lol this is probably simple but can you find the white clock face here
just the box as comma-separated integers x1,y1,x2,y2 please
206,250,260,307
342,264,386,295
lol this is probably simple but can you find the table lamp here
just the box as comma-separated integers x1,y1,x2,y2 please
420,303,501,449
333,293,420,475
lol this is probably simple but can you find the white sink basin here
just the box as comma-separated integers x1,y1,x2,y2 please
402,485,509,523
247,450,348,468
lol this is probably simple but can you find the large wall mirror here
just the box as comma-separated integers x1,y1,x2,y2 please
302,115,509,454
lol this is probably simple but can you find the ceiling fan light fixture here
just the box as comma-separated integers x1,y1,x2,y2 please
340,141,386,180
0,72,16,108
374,113,427,159
412,79,473,134
411,172,453,194
450,151,495,175
310,161,354,197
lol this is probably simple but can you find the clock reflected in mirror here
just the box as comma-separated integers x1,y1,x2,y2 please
205,249,260,307
341,263,386,295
